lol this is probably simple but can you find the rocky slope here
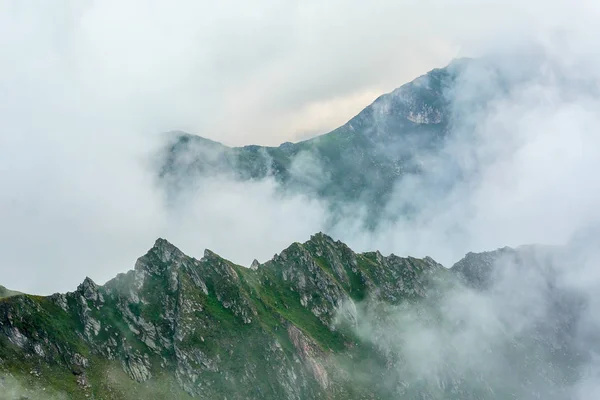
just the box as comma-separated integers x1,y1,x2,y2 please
1,234,594,399
0,233,444,399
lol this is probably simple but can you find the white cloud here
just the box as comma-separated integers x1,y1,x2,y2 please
328,42,600,266
1,0,600,294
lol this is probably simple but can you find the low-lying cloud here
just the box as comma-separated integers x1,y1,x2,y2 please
334,238,600,398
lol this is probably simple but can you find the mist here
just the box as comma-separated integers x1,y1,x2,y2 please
329,233,600,398
1,0,599,299
1,3,600,399
334,42,600,264
155,36,600,397
326,40,600,398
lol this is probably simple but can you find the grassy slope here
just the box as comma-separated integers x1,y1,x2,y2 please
0,235,444,399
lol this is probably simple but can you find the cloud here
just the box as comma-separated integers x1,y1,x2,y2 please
332,236,600,398
1,2,600,396
1,1,459,147
161,175,330,268
0,373,68,400
323,27,600,397
330,40,600,265
1,0,600,296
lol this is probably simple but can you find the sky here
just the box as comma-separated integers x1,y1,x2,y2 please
1,0,600,294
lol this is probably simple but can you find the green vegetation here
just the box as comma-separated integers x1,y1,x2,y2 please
0,233,443,399
158,63,462,229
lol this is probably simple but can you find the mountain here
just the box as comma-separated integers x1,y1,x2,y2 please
0,234,444,399
0,234,592,399
2,59,596,399
0,286,20,299
158,60,470,225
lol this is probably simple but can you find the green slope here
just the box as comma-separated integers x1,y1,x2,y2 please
0,235,591,399
0,234,443,399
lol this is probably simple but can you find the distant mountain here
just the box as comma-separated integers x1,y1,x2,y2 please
159,60,471,225
0,234,592,399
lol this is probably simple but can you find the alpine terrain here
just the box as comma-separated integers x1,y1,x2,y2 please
1,59,598,399
0,233,591,399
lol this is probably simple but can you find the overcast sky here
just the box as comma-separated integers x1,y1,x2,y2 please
1,0,599,294
2,0,588,147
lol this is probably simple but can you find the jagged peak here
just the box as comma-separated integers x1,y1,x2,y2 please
303,232,351,253
117,233,446,295
153,237,177,251
151,237,185,261
133,238,187,276
308,232,335,244
202,248,221,260
77,276,103,302
78,276,98,290
271,234,348,266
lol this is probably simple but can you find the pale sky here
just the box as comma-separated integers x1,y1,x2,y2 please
1,0,599,294
2,0,582,147
1,1,591,146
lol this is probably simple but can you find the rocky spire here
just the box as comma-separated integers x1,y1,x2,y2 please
77,277,102,302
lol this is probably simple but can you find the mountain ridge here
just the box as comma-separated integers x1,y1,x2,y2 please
157,59,475,227
0,233,447,399
1,232,586,399
168,57,473,149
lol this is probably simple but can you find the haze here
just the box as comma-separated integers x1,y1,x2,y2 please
1,0,599,294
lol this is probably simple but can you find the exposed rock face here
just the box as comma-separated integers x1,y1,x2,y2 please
122,352,152,382
0,233,441,399
78,277,103,303
0,235,591,400
287,325,329,390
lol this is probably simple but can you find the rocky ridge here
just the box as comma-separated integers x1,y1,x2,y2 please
0,234,592,399
0,233,443,399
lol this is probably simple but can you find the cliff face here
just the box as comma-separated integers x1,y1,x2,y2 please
0,233,443,399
